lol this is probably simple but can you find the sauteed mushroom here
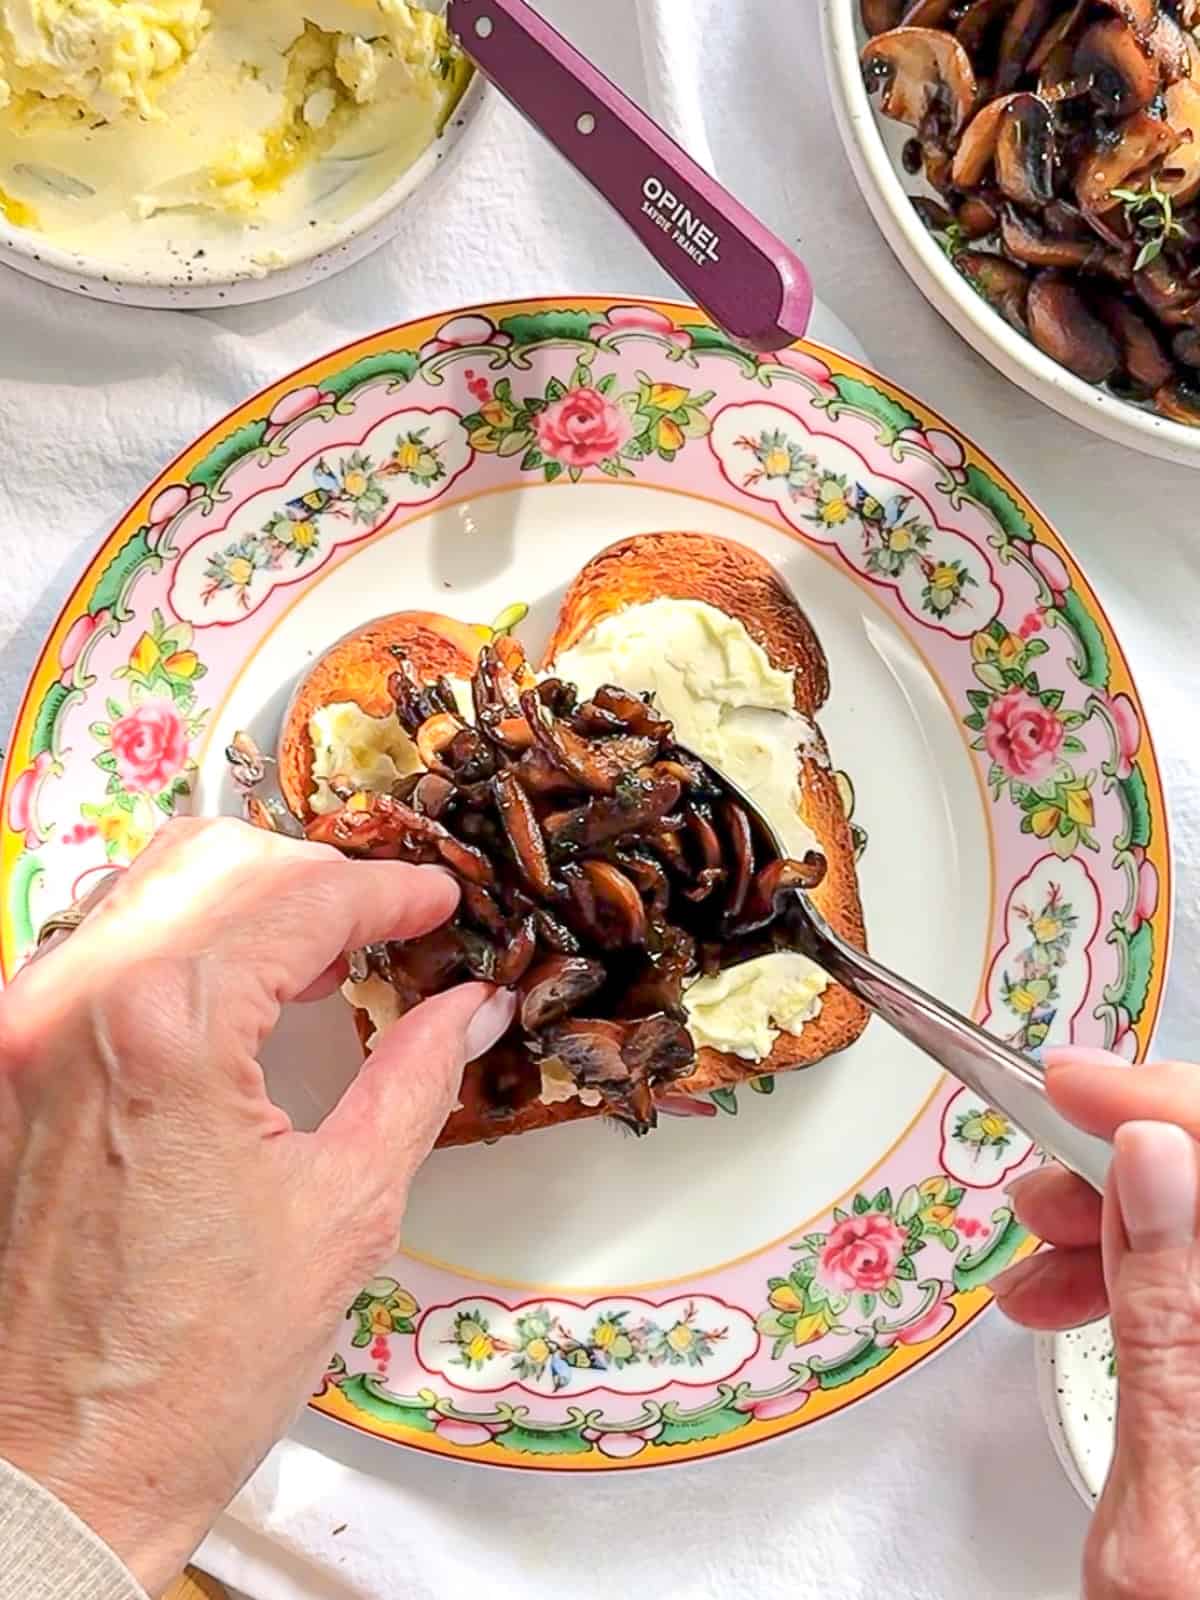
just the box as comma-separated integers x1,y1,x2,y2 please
863,0,1200,421
861,27,978,139
959,250,1033,326
1027,273,1123,376
234,632,826,1135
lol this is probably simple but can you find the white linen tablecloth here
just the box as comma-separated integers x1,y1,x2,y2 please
1,3,1196,1595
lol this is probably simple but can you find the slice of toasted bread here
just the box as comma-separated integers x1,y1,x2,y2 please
540,531,869,1103
278,611,483,823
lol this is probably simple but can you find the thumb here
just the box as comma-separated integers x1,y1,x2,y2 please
1085,1122,1200,1598
318,981,518,1179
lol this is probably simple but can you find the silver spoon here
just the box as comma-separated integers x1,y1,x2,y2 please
689,751,1112,1194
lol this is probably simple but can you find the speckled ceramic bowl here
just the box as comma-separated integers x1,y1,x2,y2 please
0,72,490,311
1038,1323,1116,1505
821,0,1200,469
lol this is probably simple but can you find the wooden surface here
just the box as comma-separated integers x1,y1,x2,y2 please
163,1571,228,1600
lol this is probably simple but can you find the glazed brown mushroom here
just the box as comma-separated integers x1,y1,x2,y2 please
863,0,905,33
996,94,1058,204
518,954,608,1030
1153,375,1200,417
997,0,1059,92
959,250,1033,328
1073,15,1162,112
1073,110,1178,214
1161,76,1200,202
863,0,1200,424
1028,0,1090,73
862,26,978,139
953,94,1059,204
570,859,649,947
1134,252,1200,322
958,191,1002,235
956,0,1017,56
492,768,554,898
901,0,958,23
1096,294,1176,386
1026,273,1122,378
951,95,1019,188
543,771,683,851
999,204,1106,268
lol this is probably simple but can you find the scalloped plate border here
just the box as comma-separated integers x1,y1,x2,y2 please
0,296,1171,1472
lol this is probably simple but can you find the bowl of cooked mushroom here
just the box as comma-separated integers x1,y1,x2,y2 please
821,0,1200,465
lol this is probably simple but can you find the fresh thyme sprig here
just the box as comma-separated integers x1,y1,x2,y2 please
1111,176,1186,271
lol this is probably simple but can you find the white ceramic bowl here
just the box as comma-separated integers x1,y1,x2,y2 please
0,73,490,311
820,0,1200,469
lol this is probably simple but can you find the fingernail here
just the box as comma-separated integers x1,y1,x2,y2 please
1043,1045,1131,1069
989,1251,1046,1297
1114,1121,1200,1252
464,988,518,1062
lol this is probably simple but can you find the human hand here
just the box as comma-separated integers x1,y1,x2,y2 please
993,1047,1200,1599
0,818,516,1595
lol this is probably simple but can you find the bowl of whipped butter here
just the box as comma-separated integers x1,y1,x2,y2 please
0,0,482,306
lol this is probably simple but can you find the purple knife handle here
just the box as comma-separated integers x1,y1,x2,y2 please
446,0,813,350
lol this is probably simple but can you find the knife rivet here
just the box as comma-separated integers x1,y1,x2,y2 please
474,15,493,36
576,113,596,136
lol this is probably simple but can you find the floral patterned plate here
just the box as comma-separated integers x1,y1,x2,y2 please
0,296,1170,1472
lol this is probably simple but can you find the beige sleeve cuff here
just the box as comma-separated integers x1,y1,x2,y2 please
0,1456,148,1600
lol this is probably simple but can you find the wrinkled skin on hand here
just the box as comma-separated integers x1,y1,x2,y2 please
994,1049,1200,1600
0,818,514,1593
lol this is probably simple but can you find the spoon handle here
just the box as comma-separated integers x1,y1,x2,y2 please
782,894,1113,1193
445,0,813,350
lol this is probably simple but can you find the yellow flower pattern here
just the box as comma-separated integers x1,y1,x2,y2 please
991,881,1079,1052
451,1301,727,1390
202,436,443,608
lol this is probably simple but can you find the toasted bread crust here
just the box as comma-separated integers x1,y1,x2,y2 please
543,531,831,716
294,537,868,1148
278,612,482,823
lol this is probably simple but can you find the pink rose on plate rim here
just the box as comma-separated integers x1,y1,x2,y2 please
7,750,55,848
984,687,1064,781
818,1211,907,1295
110,700,189,793
534,386,631,470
